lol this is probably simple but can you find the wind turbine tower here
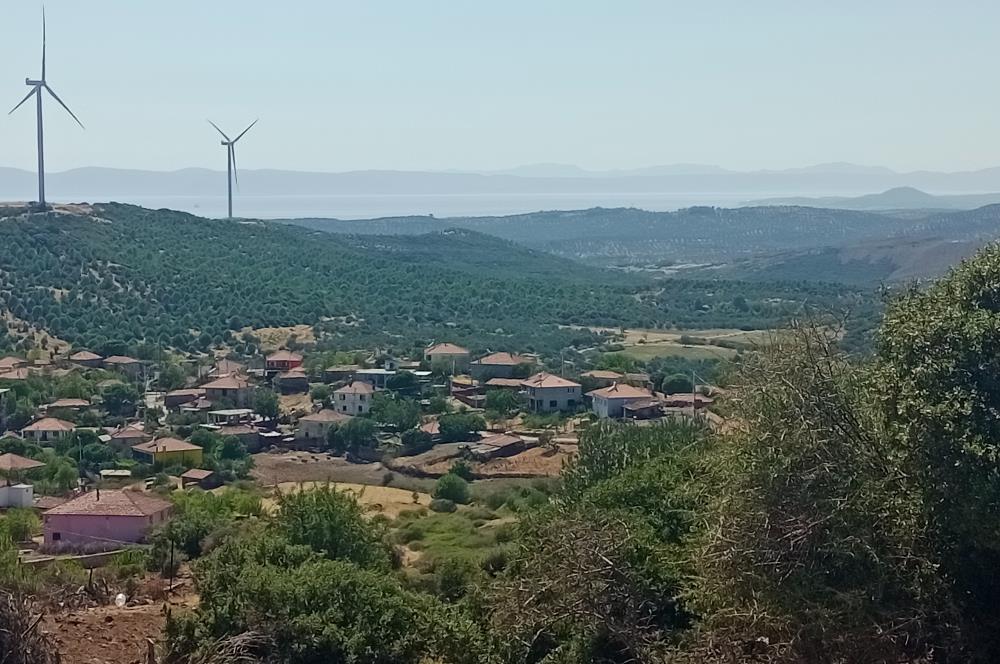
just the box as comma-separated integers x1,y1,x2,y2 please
208,119,257,219
8,9,84,210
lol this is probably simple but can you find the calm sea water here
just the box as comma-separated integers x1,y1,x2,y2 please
85,191,775,220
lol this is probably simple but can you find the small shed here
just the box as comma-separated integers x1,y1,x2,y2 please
181,468,220,490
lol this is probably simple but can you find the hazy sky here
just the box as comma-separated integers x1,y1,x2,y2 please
1,1,998,173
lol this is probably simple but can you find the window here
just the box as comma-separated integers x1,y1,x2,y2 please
568,399,576,407
358,405,363,413
340,394,346,401
52,532,61,541
549,400,557,408
360,395,366,402
342,405,347,412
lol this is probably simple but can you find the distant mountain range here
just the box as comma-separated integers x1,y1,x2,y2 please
747,186,1000,211
3,164,1000,202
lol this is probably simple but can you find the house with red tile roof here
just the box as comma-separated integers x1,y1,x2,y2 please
132,437,203,467
42,489,172,549
470,352,533,381
580,369,625,387
44,398,91,411
68,350,103,368
201,374,253,408
265,350,303,373
103,355,143,377
587,383,657,419
333,380,374,415
424,343,470,372
521,373,582,413
298,409,352,440
21,417,76,443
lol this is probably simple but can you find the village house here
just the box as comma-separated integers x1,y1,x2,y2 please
21,417,76,443
580,369,625,387
68,350,103,368
132,437,203,467
208,358,245,378
424,343,471,372
624,372,654,389
42,489,172,549
201,374,253,408
483,377,524,391
588,383,658,419
207,408,254,426
333,380,374,415
181,468,220,490
107,424,153,453
297,409,352,441
265,350,303,374
164,388,206,410
0,453,44,508
103,355,143,378
661,392,714,410
522,373,582,413
43,398,91,412
470,352,533,381
275,368,309,394
323,364,359,384
355,368,394,389
465,433,526,461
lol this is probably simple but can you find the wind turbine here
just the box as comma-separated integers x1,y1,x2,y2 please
208,119,257,219
8,9,84,210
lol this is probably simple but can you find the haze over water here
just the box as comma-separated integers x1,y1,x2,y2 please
75,191,791,220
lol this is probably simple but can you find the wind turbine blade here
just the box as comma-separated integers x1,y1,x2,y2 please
232,118,258,144
44,85,84,128
8,88,37,115
41,6,47,80
207,120,231,142
230,145,239,188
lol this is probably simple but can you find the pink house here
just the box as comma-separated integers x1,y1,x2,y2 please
42,489,172,550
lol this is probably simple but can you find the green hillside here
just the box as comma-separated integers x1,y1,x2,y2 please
0,203,879,356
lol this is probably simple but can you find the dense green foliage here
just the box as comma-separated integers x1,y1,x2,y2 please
874,244,1000,659
433,473,471,505
0,205,878,358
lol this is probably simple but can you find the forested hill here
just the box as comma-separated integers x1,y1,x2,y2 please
289,204,1000,284
0,203,877,355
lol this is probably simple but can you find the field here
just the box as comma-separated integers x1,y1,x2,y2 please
587,326,779,361
267,481,431,519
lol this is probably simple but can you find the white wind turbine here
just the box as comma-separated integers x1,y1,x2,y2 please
8,8,84,210
208,119,257,219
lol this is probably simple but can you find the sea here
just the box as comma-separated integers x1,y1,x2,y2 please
78,191,772,220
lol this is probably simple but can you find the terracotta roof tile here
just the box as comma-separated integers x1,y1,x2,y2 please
132,437,202,454
522,372,581,389
22,417,76,432
472,352,530,367
426,343,469,356
587,383,653,400
334,380,375,395
45,489,171,517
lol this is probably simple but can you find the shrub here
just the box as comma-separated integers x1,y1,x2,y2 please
433,473,470,505
481,547,509,575
449,460,474,481
429,498,457,514
2,509,39,542
381,471,395,487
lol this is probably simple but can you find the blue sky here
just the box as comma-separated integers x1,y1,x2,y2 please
1,1,997,173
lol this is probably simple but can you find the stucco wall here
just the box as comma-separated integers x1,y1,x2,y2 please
43,509,169,548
